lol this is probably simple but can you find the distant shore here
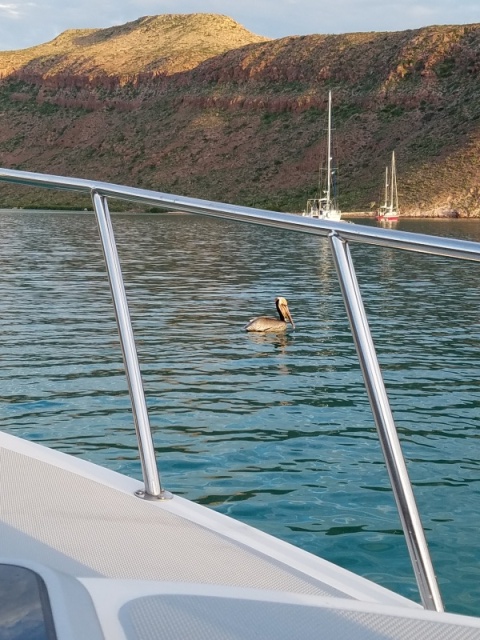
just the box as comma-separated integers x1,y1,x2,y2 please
342,211,467,219
0,208,474,219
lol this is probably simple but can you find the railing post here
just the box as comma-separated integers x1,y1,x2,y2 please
328,231,443,612
92,191,169,499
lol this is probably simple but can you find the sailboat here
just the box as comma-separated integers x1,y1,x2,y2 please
376,151,399,223
303,91,342,221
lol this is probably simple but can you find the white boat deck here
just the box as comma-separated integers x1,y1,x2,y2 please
0,431,408,600
2,430,480,639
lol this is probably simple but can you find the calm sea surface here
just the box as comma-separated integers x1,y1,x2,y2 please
1,211,480,615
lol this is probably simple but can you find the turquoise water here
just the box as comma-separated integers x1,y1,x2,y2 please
1,211,480,615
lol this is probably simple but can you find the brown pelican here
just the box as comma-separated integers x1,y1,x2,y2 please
244,297,295,333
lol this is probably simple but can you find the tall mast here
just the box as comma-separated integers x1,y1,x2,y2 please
390,151,397,212
326,90,332,208
384,166,389,209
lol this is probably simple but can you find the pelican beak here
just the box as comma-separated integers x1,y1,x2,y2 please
285,307,295,329
281,301,295,329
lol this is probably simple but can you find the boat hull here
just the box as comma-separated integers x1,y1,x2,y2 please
376,214,399,222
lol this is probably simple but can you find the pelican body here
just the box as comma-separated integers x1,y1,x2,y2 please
244,297,295,333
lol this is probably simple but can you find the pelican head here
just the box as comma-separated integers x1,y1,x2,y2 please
275,297,295,328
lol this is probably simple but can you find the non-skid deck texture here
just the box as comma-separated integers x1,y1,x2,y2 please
120,595,480,640
0,447,344,597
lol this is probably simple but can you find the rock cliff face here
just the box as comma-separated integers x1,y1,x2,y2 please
0,14,479,216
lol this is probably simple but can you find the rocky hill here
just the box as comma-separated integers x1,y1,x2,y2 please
0,13,479,216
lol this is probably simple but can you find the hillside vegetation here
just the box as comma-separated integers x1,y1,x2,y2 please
0,13,479,216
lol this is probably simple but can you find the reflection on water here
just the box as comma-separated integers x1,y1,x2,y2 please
1,211,480,615
245,332,292,375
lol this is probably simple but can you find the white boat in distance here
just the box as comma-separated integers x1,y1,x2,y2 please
376,150,400,223
2,167,480,639
303,90,342,221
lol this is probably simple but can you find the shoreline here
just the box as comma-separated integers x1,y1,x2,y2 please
342,212,470,220
0,208,475,219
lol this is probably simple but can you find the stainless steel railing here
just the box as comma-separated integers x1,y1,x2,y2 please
92,192,165,500
3,167,480,611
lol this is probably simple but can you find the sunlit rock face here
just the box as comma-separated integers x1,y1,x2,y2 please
0,17,479,216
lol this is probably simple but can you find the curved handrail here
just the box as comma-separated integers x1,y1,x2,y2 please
2,167,480,261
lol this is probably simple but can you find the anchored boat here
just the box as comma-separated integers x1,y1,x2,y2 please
303,91,342,221
1,167,480,639
376,151,400,223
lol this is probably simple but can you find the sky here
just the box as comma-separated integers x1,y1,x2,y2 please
0,1,478,52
